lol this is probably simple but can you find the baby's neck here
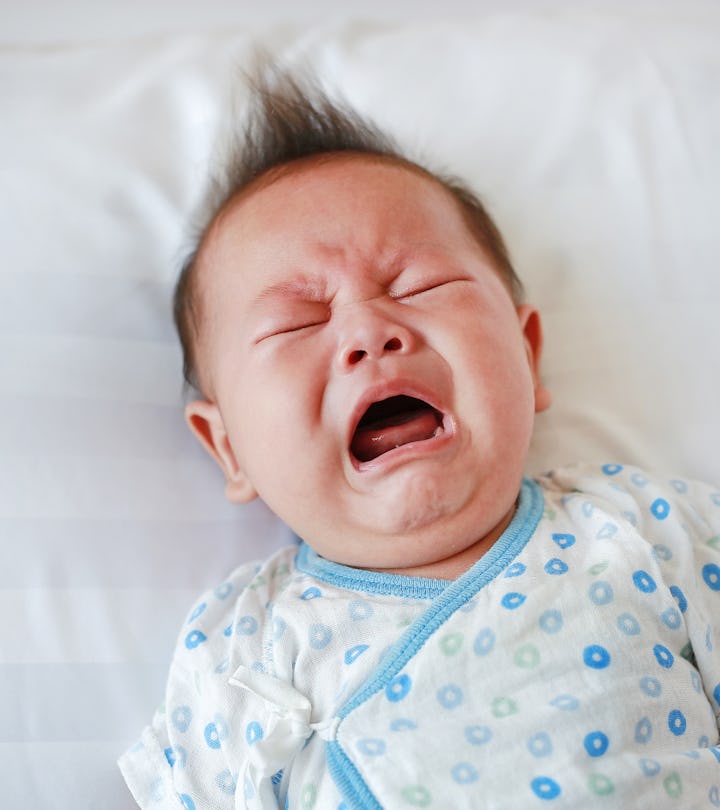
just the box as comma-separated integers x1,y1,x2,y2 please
365,503,516,582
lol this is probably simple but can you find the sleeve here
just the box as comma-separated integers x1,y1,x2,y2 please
546,463,720,728
118,560,266,810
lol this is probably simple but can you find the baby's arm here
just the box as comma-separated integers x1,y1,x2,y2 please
119,559,267,809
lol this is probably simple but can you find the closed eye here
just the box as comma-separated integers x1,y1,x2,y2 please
255,318,327,343
393,277,468,300
252,298,331,344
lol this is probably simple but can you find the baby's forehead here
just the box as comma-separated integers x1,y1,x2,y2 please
202,154,471,268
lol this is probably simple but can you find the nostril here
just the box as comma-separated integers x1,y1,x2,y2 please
384,337,402,352
348,349,367,365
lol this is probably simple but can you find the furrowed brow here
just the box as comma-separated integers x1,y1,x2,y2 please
252,276,328,307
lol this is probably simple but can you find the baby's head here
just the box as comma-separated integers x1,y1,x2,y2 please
175,67,551,575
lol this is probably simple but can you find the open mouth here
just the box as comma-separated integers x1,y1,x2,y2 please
350,395,444,463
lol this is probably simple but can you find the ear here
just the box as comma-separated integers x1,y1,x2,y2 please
184,400,258,503
516,305,552,413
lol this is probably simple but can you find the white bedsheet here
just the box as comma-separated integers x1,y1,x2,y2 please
2,2,719,806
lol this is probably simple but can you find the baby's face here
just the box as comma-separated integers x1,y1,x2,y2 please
189,156,549,572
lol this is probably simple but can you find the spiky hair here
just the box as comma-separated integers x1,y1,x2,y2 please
173,64,522,393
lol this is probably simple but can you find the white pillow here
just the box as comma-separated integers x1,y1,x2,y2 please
1,5,718,806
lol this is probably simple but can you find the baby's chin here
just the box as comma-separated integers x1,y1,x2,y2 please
330,474,485,563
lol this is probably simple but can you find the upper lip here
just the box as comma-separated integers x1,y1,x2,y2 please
346,379,447,459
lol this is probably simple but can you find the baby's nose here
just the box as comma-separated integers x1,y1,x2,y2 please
335,306,414,371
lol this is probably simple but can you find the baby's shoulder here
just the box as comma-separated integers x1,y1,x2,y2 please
166,545,299,685
536,462,720,544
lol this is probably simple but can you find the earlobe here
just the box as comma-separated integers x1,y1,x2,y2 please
516,305,552,413
184,400,258,503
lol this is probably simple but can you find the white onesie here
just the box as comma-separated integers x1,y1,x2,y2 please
119,464,720,809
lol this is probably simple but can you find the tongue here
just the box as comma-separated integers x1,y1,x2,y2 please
351,408,442,462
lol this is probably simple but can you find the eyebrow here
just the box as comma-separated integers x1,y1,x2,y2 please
252,276,329,307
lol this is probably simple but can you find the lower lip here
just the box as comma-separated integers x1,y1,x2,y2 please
351,414,455,473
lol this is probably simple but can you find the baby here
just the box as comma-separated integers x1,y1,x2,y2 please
120,69,720,809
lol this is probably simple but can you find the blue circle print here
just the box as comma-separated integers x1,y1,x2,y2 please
691,670,702,694
215,769,236,794
669,585,687,613
344,644,369,665
639,758,660,776
437,684,464,709
528,731,553,757
386,673,412,702
308,623,333,650
596,522,618,540
531,776,561,800
205,723,222,749
714,683,720,707
583,645,611,669
670,479,688,493
349,600,374,621
653,644,674,669
179,795,196,810
650,498,670,520
635,717,653,744
539,609,564,634
504,562,527,578
668,710,687,736
300,587,322,600
710,786,720,808
632,570,657,593
602,464,623,476
236,615,258,635
552,533,576,549
544,558,569,576
246,721,263,746
465,725,493,746
550,694,579,711
584,731,609,758
639,676,662,698
661,608,682,630
616,613,641,636
357,738,386,756
473,627,496,656
623,510,638,527
451,763,479,784
187,602,206,623
501,592,527,610
588,581,614,606
184,630,207,650
174,745,187,769
653,544,672,561
702,564,720,591
390,718,417,732
214,582,233,600
171,706,192,733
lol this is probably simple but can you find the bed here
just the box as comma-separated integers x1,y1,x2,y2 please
2,1,719,806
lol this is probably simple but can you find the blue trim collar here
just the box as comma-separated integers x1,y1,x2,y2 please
295,477,543,600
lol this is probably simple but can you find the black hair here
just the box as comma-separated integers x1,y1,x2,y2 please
174,64,523,393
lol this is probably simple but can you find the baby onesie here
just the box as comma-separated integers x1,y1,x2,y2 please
119,464,720,809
